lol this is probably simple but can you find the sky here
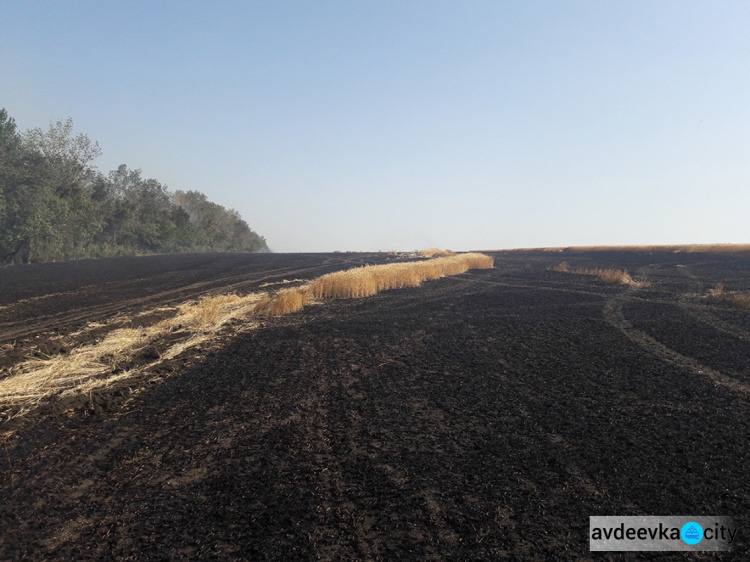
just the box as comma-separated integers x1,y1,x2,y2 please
2,1,749,252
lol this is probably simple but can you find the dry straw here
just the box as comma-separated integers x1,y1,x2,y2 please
253,252,495,315
0,292,264,414
261,252,494,313
550,263,648,287
708,283,750,308
417,248,456,258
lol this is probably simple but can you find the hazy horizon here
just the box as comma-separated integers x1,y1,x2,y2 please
3,1,748,252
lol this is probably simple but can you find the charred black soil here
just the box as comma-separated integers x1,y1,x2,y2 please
1,251,749,560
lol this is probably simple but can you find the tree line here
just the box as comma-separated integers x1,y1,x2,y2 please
0,108,268,264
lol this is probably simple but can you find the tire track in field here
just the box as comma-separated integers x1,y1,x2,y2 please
469,275,614,299
672,263,750,342
680,303,750,342
288,346,351,560
488,354,638,514
348,391,464,556
603,291,750,396
291,343,465,559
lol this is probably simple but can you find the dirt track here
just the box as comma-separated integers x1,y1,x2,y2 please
1,251,749,560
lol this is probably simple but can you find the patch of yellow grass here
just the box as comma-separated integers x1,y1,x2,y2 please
550,263,648,287
253,286,312,316
258,278,306,288
550,262,571,273
417,248,456,258
308,253,493,300
252,253,494,314
708,283,750,308
708,282,726,297
592,268,638,285
729,294,750,308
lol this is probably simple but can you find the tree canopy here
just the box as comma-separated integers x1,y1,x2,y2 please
0,109,268,264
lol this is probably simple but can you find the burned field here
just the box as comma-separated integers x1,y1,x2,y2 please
1,250,749,560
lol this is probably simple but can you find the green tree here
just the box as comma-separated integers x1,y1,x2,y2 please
1,108,268,262
19,117,103,260
23,117,101,189
173,190,267,252
1,109,62,263
0,109,16,246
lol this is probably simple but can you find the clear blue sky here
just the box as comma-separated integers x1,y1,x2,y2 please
2,1,748,252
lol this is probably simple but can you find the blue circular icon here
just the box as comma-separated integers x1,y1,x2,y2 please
681,522,703,545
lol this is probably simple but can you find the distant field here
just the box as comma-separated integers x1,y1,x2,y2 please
1,249,749,559
501,243,750,255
